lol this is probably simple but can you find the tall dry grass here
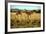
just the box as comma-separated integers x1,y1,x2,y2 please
11,12,41,28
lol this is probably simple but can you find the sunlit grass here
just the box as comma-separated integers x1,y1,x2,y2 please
10,10,41,28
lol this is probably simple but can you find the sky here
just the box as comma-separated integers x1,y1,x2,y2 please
10,5,41,10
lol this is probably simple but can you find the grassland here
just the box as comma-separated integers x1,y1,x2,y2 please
10,9,41,28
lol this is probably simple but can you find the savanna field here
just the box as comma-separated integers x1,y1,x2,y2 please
10,9,41,28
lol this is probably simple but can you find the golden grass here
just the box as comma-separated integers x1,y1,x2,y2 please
11,12,41,28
